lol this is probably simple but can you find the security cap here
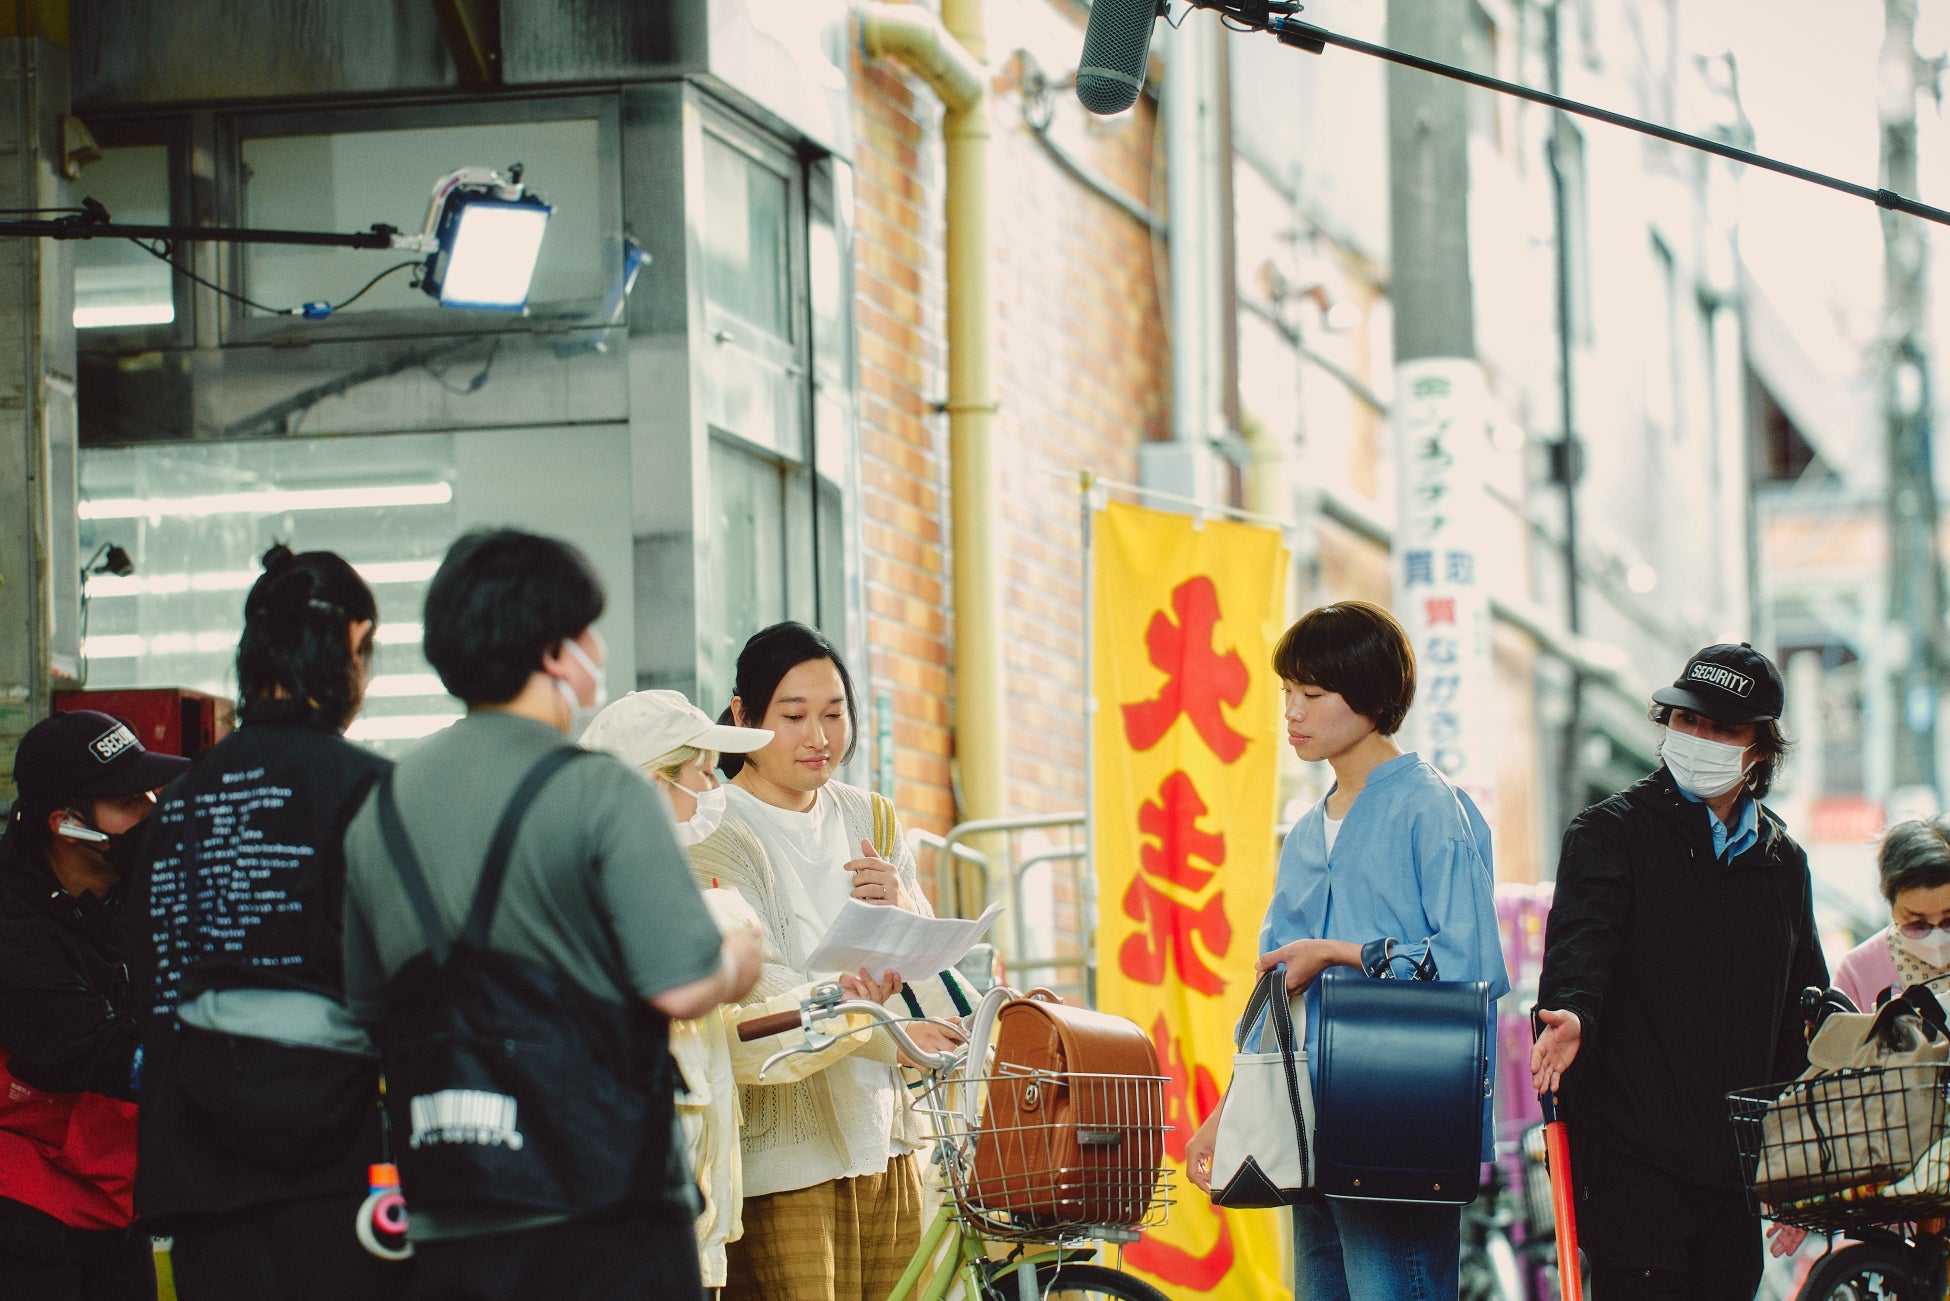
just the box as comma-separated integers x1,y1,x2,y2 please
12,710,190,808
580,690,772,772
1651,642,1785,725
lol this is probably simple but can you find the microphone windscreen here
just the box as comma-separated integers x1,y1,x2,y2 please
1076,0,1158,116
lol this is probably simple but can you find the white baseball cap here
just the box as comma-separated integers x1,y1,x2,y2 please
580,689,773,771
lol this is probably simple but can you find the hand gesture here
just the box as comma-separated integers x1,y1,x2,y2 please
1184,1101,1225,1194
897,1020,966,1069
846,838,907,909
1766,1220,1807,1258
840,966,902,1004
1255,938,1347,994
1529,1008,1583,1095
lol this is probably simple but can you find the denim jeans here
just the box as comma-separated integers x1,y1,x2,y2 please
1292,1196,1463,1301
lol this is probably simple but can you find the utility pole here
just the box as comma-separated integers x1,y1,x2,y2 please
1545,2,1586,835
1879,0,1944,803
1386,0,1499,820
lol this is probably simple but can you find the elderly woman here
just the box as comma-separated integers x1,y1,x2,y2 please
580,689,773,1295
1832,815,1950,1013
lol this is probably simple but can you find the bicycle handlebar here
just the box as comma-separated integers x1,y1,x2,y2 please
736,1011,804,1042
737,988,971,1079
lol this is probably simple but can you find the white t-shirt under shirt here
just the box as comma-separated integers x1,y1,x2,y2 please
1324,813,1343,856
721,782,908,1183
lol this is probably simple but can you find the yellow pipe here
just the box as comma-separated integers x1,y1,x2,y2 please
860,2,1006,865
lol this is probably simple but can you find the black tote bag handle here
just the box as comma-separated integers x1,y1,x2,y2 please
1231,966,1312,1185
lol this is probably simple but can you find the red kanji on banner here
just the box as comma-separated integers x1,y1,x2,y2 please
1424,595,1457,626
1138,771,1227,890
1147,1012,1221,1163
1130,1206,1236,1290
1127,1013,1234,1289
1120,576,1251,762
1119,874,1232,996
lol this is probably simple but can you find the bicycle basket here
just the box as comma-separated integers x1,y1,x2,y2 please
1728,1063,1950,1234
920,1066,1174,1241
1518,1123,1556,1240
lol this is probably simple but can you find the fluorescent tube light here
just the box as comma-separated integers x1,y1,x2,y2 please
80,482,453,521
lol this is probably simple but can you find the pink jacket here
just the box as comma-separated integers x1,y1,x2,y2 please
1832,929,1899,1014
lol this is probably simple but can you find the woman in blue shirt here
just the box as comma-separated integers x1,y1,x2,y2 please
1184,600,1508,1301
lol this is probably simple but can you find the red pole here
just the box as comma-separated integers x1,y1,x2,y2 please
1539,1088,1582,1301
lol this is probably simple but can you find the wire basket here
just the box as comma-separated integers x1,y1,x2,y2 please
916,1062,1174,1242
1518,1122,1556,1241
1728,1063,1950,1233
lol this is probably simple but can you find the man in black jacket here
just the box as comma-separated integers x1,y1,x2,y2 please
1531,643,1827,1295
0,710,186,1300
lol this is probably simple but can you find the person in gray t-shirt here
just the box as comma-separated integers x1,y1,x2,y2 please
341,528,760,1301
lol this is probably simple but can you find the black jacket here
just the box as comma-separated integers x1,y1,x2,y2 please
0,837,139,1101
1536,769,1828,1192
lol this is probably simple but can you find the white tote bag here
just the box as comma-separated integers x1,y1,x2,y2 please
1209,965,1316,1207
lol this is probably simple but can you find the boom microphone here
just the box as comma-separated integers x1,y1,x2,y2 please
1076,0,1161,116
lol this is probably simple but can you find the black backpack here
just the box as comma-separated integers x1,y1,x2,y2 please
371,747,675,1218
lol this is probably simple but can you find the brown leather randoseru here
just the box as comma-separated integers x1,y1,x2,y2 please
969,993,1166,1227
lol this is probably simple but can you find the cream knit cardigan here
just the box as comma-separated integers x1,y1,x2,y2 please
686,780,930,1198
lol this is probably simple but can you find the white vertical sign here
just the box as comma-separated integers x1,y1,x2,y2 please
1393,358,1497,821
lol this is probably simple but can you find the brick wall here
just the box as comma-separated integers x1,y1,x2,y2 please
853,48,957,835
851,4,1169,859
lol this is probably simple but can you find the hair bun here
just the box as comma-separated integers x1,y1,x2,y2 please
260,542,298,575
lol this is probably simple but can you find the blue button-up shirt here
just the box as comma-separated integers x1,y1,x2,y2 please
1673,779,1759,865
1259,752,1512,1156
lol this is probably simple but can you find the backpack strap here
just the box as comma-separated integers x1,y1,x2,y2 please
376,771,455,966
459,747,590,951
374,747,589,964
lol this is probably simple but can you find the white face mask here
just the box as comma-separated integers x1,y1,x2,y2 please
1661,725,1753,800
1899,925,1950,968
554,634,608,739
672,782,727,847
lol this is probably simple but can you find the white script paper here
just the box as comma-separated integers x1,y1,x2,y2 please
804,899,1005,979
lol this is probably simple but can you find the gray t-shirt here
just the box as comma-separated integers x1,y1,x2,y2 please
341,710,722,1236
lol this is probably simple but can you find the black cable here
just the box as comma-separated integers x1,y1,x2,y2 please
1229,10,1950,229
128,236,291,316
420,338,499,396
329,260,422,312
129,239,422,319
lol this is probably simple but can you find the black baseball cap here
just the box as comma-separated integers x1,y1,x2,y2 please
12,710,190,808
1651,643,1785,725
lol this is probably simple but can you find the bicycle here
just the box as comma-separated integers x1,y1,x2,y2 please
739,981,1174,1301
1791,1220,1948,1298
1729,1060,1950,1298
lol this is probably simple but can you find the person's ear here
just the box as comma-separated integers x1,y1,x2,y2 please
539,640,570,679
348,619,374,659
730,697,748,728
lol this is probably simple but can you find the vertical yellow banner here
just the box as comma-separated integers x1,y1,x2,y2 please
1092,500,1290,1301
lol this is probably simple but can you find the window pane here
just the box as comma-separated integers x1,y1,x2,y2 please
704,437,788,708
78,435,462,755
74,145,174,329
240,119,603,317
703,133,791,338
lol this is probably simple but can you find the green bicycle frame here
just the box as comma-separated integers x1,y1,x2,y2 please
887,1205,1092,1301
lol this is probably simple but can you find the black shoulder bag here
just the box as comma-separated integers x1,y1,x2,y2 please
372,747,674,1218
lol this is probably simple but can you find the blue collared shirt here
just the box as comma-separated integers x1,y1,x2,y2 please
1672,777,1759,865
1259,752,1512,1156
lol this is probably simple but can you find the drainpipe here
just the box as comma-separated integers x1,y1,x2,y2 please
859,5,1007,862
1165,13,1225,472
